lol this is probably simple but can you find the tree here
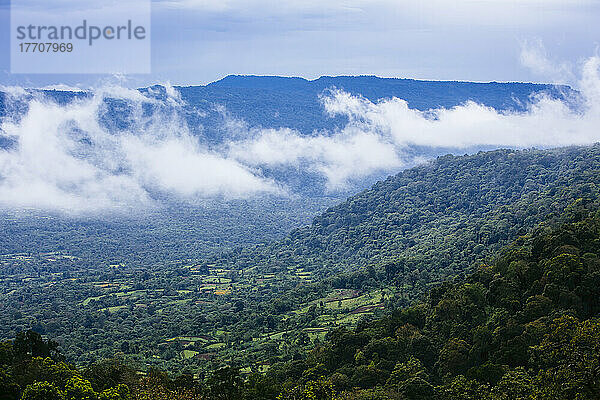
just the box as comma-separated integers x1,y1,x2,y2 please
84,359,136,393
0,368,20,400
20,382,64,400
491,368,534,400
98,385,131,400
438,339,471,377
13,331,62,362
64,376,98,400
441,376,491,400
205,367,244,400
277,378,336,400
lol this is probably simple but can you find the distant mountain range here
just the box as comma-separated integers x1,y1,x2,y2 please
0,76,580,265
187,75,571,133
1,75,573,140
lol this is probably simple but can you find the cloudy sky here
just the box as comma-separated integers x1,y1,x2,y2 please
2,0,600,213
1,0,599,87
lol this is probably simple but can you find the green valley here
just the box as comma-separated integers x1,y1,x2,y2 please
3,144,600,399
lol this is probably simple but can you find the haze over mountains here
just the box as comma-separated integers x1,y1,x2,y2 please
0,70,598,265
0,74,579,205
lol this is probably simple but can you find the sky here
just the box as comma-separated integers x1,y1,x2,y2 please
1,0,599,87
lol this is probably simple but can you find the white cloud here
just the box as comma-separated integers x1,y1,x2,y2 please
520,39,576,84
0,86,29,97
316,59,600,149
226,56,600,189
0,98,150,212
122,135,280,197
228,127,402,189
0,86,280,213
3,54,600,214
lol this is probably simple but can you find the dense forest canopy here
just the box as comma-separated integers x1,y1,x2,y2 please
2,179,600,399
2,144,600,391
270,201,600,399
216,145,600,283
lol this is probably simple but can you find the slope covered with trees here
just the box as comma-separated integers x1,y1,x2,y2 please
219,145,600,291
3,145,600,376
271,203,600,399
3,187,600,399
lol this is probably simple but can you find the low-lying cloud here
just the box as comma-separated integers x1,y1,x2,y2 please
227,56,600,187
227,127,403,189
0,86,280,213
2,55,600,214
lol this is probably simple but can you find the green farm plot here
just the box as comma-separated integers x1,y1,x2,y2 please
199,285,217,290
82,296,104,306
314,314,337,324
294,269,312,281
165,299,193,306
288,304,312,315
99,305,127,313
289,288,388,316
202,277,232,284
335,313,370,325
265,331,287,341
203,268,231,277
253,330,290,342
166,336,212,344
114,289,147,298
182,350,199,359
323,289,387,311
304,328,328,341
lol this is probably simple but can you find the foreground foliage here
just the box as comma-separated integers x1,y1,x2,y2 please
270,208,600,399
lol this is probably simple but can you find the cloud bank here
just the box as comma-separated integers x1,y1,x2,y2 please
2,56,600,214
228,57,600,186
0,86,280,213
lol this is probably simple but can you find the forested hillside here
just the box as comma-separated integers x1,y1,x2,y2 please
271,200,600,399
2,145,600,379
218,146,600,290
2,185,599,399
